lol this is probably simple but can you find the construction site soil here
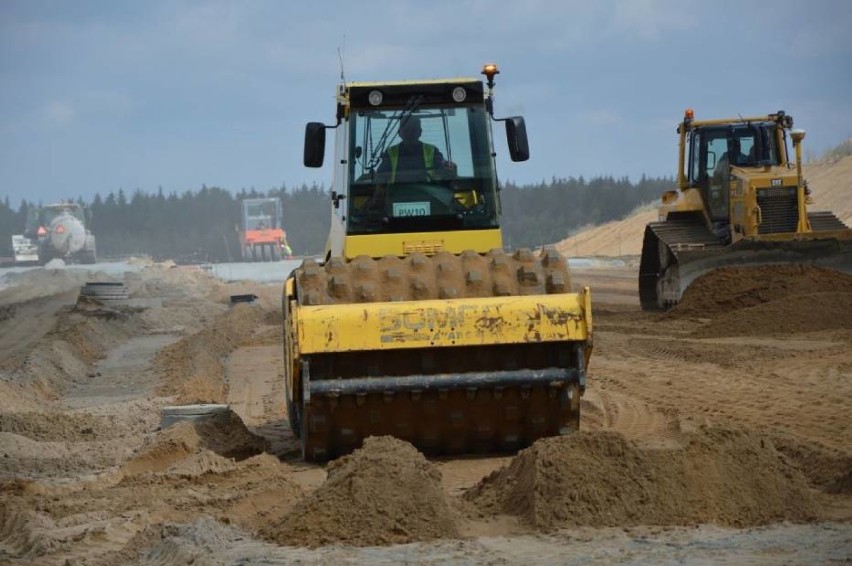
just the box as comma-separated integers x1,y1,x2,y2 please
1,253,850,564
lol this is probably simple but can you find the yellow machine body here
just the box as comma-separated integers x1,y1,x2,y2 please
287,68,593,461
293,292,592,354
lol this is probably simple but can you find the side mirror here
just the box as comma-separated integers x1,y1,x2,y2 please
304,122,327,168
505,117,530,162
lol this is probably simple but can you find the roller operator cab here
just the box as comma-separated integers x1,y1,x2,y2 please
304,65,530,260
286,64,593,462
639,109,852,310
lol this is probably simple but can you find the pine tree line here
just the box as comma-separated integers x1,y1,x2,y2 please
0,175,671,261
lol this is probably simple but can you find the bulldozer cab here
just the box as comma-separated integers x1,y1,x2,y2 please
686,122,785,224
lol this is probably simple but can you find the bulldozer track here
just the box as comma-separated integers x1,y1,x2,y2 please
808,211,849,232
288,248,586,461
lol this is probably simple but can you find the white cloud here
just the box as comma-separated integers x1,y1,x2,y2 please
87,90,134,117
581,109,621,125
789,16,852,58
607,0,693,41
39,90,133,129
43,101,75,125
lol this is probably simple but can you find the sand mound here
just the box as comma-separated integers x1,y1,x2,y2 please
159,448,237,477
155,304,260,404
0,506,64,559
556,206,657,258
0,411,119,442
669,265,852,336
672,265,852,318
0,268,91,306
0,381,43,413
3,307,139,409
464,428,818,530
827,470,852,494
0,453,304,563
217,453,306,530
770,434,852,493
262,436,459,548
700,292,852,337
121,411,268,477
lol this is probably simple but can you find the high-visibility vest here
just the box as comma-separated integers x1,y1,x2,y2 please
388,143,436,183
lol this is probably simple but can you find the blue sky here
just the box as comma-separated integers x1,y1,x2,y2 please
1,0,851,206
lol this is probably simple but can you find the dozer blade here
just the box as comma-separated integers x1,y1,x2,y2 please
640,214,852,310
288,255,593,461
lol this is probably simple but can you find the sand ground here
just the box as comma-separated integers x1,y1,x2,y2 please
1,257,850,564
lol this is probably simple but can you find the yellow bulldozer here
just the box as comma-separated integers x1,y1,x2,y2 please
639,109,852,310
283,64,593,461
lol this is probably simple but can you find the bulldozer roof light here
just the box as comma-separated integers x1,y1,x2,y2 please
680,108,695,133
452,86,467,103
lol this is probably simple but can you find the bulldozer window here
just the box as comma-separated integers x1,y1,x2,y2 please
686,131,733,222
691,124,781,224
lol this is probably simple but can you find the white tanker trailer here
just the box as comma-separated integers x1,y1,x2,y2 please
23,202,97,264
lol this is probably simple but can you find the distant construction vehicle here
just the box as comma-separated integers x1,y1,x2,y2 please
19,202,97,265
639,109,852,310
238,198,292,261
11,234,39,264
284,64,593,461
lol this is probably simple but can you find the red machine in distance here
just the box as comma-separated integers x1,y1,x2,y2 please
239,198,292,261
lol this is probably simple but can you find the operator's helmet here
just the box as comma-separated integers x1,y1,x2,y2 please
399,116,422,138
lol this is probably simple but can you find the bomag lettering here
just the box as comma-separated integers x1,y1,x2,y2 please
379,304,477,334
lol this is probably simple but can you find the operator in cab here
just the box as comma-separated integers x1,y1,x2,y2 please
714,138,750,177
376,116,456,183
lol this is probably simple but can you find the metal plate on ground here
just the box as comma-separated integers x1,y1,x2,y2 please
160,403,232,429
80,281,130,300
